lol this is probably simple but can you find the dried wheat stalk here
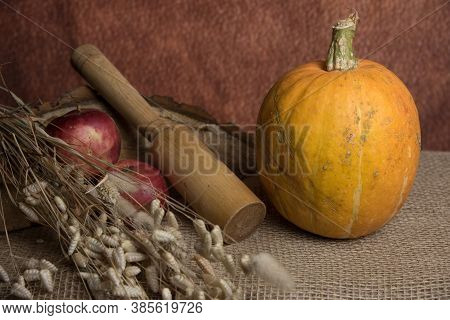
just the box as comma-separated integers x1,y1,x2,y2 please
0,86,293,299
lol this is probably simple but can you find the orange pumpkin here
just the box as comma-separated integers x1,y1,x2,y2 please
256,13,420,238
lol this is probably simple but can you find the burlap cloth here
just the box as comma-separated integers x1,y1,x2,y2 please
1,151,449,300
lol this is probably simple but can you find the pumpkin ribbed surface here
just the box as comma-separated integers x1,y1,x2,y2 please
257,59,420,238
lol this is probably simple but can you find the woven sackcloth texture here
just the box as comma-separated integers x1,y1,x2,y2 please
1,151,449,300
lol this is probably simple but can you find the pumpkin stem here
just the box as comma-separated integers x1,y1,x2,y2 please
326,11,359,71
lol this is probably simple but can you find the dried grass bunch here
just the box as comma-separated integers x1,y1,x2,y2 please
0,86,293,299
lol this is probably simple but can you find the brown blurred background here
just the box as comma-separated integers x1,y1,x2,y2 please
0,0,449,150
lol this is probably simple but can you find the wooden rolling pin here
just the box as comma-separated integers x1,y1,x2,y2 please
71,44,265,242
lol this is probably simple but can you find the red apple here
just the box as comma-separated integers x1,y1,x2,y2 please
46,109,121,168
111,159,168,208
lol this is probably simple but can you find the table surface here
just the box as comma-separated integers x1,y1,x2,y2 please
1,151,449,299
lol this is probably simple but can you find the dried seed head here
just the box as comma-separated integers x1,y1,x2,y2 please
125,252,147,263
24,195,40,206
162,251,180,274
108,172,141,194
239,254,252,274
72,252,88,268
40,259,58,273
193,289,206,300
145,265,159,293
250,253,294,291
193,254,215,276
23,269,40,282
99,234,119,248
11,283,32,299
112,285,145,298
112,247,126,271
106,267,121,287
185,287,194,298
152,229,176,244
154,207,165,227
224,277,237,291
23,258,39,270
170,274,194,293
141,239,161,259
23,180,48,195
61,213,69,222
222,254,236,276
86,237,106,253
124,266,141,277
96,179,120,206
150,199,161,215
199,233,212,258
211,225,223,247
132,211,154,230
83,248,102,260
18,202,40,223
114,217,124,227
193,219,208,237
215,278,233,299
69,215,80,226
53,195,67,213
86,277,106,291
99,213,109,225
108,226,120,234
166,211,179,230
79,272,100,281
211,245,226,262
17,275,25,287
40,269,54,293
201,273,216,286
67,231,80,256
0,265,10,283
116,196,138,218
163,226,183,241
104,247,114,258
94,226,103,237
68,225,79,235
161,287,172,300
121,240,138,253
119,232,129,240
169,244,187,262
179,263,197,279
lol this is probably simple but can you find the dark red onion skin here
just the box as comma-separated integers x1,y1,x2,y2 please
46,109,121,167
115,159,168,208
